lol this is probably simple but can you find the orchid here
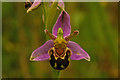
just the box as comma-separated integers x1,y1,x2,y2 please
30,11,90,70
25,0,64,13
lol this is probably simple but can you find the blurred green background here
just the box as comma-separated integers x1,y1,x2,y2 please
2,2,118,78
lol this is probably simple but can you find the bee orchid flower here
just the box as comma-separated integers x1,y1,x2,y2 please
30,11,90,70
25,0,64,13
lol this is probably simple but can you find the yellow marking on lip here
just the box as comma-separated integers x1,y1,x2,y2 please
61,65,65,68
54,62,57,68
53,52,59,60
60,57,65,59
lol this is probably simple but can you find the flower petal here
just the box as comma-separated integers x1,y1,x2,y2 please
70,53,85,60
58,0,65,10
27,0,41,13
30,40,54,61
67,41,90,61
52,11,71,37
32,53,50,61
49,0,64,10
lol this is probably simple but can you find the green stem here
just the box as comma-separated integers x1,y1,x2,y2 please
52,69,62,79
42,2,50,40
42,2,49,29
58,71,62,79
